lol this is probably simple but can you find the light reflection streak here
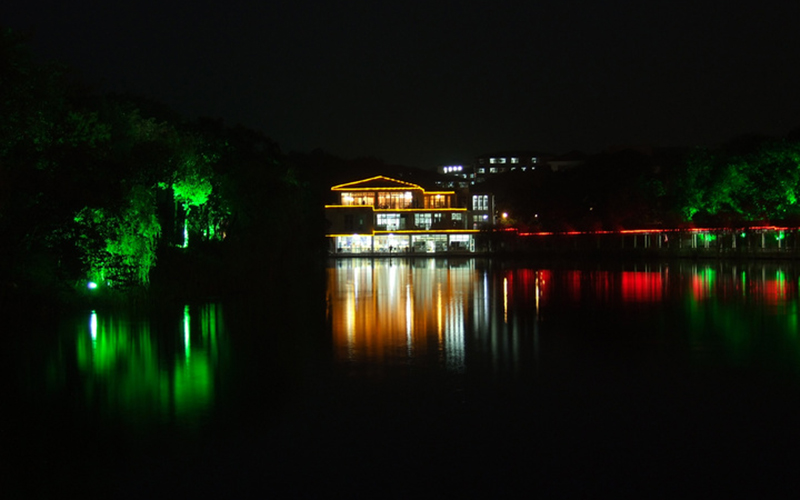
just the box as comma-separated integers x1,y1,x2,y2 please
184,304,191,363
437,283,443,342
346,282,356,360
503,277,508,323
535,272,542,315
90,310,97,350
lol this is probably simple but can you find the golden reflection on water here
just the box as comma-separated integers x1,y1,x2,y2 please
328,259,477,370
328,260,800,374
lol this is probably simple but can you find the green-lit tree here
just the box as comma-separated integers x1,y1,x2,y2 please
72,185,160,288
679,137,800,224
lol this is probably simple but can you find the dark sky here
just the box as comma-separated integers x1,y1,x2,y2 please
4,1,800,168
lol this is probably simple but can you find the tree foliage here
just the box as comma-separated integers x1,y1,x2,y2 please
679,138,800,223
1,28,319,299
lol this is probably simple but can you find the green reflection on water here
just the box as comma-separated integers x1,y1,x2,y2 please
70,304,225,427
684,265,800,373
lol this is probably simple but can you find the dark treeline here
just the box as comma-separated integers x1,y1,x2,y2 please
0,28,324,305
486,136,800,233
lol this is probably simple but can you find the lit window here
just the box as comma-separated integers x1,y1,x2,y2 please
490,167,497,174
452,213,462,221
511,157,519,163
532,157,538,163
414,213,432,230
377,213,401,230
478,168,485,174
472,195,489,211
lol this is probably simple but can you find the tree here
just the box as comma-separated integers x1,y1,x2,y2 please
678,137,800,224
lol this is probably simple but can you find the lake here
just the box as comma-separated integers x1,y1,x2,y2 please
6,258,800,496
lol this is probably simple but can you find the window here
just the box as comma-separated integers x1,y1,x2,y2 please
452,213,462,221
433,213,443,225
377,213,401,230
377,191,413,209
414,213,432,230
511,157,519,164
472,195,489,211
341,192,374,206
429,194,448,208
489,157,507,164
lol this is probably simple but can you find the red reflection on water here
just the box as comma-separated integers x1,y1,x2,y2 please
505,269,550,304
621,272,663,302
747,271,789,310
565,270,582,302
691,271,714,301
505,269,663,304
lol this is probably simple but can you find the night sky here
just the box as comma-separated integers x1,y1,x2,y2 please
3,1,800,168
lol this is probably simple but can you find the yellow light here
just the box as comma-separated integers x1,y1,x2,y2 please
331,175,424,190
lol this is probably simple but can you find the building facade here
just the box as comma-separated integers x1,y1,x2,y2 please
325,176,486,254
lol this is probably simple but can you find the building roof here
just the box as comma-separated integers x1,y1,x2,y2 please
331,175,424,191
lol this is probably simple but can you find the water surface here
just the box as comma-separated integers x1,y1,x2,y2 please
7,259,800,496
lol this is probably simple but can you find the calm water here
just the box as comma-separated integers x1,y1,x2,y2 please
6,259,800,496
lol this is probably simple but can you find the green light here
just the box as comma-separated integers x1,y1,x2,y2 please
181,219,189,248
90,310,97,349
184,304,191,362
698,233,717,242
776,231,785,241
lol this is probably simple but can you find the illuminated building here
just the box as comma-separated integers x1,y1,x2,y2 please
325,176,488,254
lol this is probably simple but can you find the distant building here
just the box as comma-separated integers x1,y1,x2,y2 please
436,164,472,188
436,152,551,187
473,151,546,183
325,175,490,254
